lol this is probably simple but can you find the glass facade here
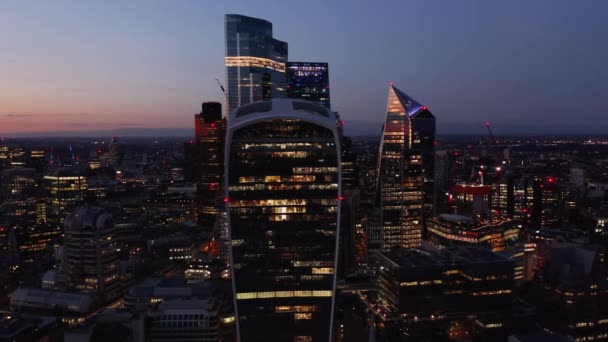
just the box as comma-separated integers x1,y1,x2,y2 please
375,85,427,251
286,62,330,109
226,100,340,341
225,14,288,116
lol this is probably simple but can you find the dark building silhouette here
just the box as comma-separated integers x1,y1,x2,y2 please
531,243,608,341
186,102,226,226
226,99,340,341
378,245,514,341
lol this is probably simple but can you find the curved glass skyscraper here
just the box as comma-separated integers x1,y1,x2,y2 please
225,99,341,341
225,14,288,116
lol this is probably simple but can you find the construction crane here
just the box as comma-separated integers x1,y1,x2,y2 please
485,121,503,166
215,78,225,94
485,121,496,146
215,78,228,118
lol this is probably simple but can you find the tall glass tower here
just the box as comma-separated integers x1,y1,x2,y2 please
225,14,288,116
375,84,435,251
226,99,341,341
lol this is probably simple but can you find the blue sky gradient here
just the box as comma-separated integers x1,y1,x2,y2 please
1,0,607,136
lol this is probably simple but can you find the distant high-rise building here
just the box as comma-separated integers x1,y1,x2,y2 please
226,99,340,341
0,168,38,227
187,102,226,226
63,206,120,302
569,167,587,189
194,102,222,144
375,84,430,250
0,140,10,169
286,62,330,108
43,168,87,224
225,14,288,115
108,136,121,168
0,168,55,258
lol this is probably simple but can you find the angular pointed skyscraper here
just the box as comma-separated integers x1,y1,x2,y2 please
373,84,435,251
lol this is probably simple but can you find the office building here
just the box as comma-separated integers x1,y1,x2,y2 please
63,206,121,302
187,102,226,225
124,276,226,312
226,99,340,341
0,141,9,169
0,168,38,229
225,14,288,115
286,62,330,108
148,299,224,342
490,172,515,219
531,243,608,341
408,96,436,211
108,136,121,168
452,183,492,217
375,84,428,250
426,214,520,252
10,288,96,326
195,102,223,144
43,168,87,223
377,245,514,340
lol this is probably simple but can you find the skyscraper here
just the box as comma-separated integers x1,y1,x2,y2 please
225,99,340,341
187,102,226,225
388,86,438,212
225,14,288,115
375,84,435,250
286,62,330,108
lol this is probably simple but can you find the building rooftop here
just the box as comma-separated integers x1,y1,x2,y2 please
0,315,57,340
385,245,509,268
11,288,96,314
431,214,515,232
128,276,216,298
438,214,475,224
444,245,511,264
229,99,338,130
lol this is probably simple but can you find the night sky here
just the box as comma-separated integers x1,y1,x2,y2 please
1,0,607,136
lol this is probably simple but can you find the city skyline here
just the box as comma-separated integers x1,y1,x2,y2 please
3,5,608,341
2,0,608,136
